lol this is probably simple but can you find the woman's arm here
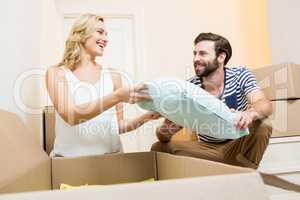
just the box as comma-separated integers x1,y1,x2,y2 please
46,66,150,126
111,70,160,134
118,112,161,134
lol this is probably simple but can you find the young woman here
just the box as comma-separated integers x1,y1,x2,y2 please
46,14,159,157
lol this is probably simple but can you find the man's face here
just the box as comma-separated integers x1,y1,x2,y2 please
193,40,221,78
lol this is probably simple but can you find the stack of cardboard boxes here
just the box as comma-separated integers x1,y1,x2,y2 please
253,63,300,137
0,108,271,199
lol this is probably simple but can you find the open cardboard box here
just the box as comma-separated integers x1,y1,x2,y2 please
0,108,270,199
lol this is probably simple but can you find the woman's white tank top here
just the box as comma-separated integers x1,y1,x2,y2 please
52,67,122,157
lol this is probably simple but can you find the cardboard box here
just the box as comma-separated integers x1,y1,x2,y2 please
252,62,300,100
0,110,51,193
264,100,300,137
0,172,269,200
43,106,55,155
0,173,268,200
0,108,270,199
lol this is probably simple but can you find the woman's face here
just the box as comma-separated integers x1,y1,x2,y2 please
84,21,108,57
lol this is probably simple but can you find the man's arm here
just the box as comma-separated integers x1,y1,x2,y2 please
246,90,272,120
156,119,182,143
234,89,272,130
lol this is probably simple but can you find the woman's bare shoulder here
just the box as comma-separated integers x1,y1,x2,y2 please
46,64,66,80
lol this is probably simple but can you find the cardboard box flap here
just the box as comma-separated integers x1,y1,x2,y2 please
51,152,156,189
0,173,269,200
0,109,51,193
252,62,300,100
156,152,253,180
43,106,55,155
0,161,51,194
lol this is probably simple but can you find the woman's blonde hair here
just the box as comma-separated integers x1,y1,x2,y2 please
59,13,104,69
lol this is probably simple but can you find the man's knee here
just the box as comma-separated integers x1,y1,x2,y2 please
249,120,272,141
151,141,167,152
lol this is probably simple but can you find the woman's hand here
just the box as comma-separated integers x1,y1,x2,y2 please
144,111,161,121
116,84,152,104
118,112,161,134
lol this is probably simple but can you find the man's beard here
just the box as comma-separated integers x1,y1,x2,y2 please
194,58,220,78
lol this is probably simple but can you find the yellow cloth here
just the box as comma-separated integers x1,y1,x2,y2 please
60,183,88,190
60,178,155,190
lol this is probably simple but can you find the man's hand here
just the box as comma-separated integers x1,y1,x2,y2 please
156,119,182,143
231,109,258,130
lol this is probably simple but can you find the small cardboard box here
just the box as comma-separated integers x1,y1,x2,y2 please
252,62,300,100
0,108,270,199
264,100,300,137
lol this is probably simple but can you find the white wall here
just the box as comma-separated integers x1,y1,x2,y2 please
140,0,271,76
0,0,43,141
267,0,300,64
51,0,271,79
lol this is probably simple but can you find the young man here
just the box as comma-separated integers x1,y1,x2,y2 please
151,32,272,169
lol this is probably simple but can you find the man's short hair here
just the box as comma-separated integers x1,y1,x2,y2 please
194,32,232,65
